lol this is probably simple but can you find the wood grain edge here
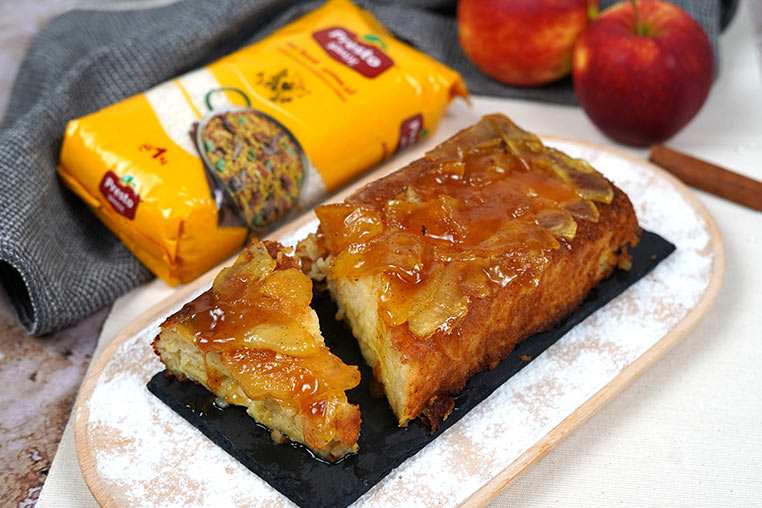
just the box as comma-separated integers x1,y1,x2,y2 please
73,191,338,506
459,137,726,508
73,136,725,508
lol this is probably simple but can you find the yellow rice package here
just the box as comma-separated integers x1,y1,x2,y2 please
58,0,467,285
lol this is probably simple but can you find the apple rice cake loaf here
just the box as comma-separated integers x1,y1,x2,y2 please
298,114,640,429
152,239,361,461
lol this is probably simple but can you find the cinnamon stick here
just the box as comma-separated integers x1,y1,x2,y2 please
649,145,762,212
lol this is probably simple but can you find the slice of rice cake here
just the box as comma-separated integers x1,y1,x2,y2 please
300,114,640,429
152,239,361,461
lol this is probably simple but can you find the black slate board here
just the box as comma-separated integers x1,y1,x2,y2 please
148,229,674,508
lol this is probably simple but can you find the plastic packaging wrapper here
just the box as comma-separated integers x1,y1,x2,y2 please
58,0,467,285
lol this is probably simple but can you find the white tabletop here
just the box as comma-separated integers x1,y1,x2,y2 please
37,1,762,506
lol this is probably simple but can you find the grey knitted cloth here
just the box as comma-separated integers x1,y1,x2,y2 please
0,0,734,335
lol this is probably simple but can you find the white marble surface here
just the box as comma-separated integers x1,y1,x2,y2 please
0,0,68,118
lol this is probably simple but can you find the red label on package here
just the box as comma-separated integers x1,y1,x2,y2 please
396,113,424,153
99,171,140,220
312,27,393,78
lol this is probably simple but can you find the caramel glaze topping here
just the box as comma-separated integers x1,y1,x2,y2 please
182,241,360,449
315,114,614,348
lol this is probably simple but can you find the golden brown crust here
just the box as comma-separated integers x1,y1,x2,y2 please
312,114,641,428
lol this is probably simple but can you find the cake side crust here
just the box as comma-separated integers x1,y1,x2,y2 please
304,114,641,428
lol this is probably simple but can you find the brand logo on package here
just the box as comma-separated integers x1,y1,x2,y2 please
313,27,393,78
99,171,140,220
396,114,424,153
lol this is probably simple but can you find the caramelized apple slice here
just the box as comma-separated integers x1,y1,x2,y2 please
380,262,469,338
212,242,277,300
547,147,614,204
221,347,361,449
315,204,384,253
536,208,578,240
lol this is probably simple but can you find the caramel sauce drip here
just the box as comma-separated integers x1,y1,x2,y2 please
182,241,360,448
316,114,613,341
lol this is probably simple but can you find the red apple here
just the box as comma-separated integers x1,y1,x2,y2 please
457,0,598,87
572,0,714,146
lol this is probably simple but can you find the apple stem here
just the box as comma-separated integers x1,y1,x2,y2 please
587,0,598,20
630,0,645,35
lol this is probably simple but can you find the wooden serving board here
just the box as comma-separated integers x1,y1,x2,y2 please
74,135,723,508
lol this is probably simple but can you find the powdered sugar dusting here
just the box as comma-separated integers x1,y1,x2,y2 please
86,314,295,508
82,139,716,507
